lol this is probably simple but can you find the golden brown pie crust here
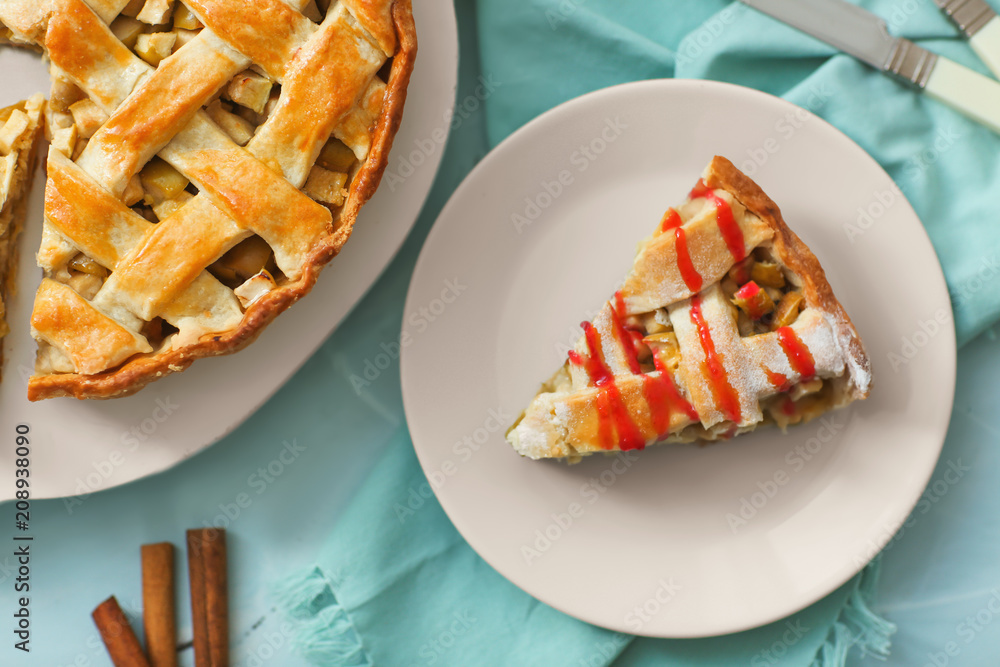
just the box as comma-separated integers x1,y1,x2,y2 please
27,0,416,400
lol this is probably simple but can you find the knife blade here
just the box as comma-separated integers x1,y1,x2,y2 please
740,0,1000,135
934,0,1000,79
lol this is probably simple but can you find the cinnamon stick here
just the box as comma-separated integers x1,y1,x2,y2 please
141,542,177,667
187,528,228,667
92,596,151,667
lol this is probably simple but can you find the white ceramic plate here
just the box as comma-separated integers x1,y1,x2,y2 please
401,80,956,637
0,0,458,501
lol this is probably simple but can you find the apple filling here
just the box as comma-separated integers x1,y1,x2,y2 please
608,244,828,441
719,246,832,429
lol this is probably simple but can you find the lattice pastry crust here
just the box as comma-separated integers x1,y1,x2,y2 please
508,157,872,461
0,0,415,400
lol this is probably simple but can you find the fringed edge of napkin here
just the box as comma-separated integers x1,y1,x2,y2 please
273,555,895,667
811,558,896,667
273,565,372,667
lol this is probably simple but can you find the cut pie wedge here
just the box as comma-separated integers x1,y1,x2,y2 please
0,0,415,400
507,156,871,461
0,94,45,374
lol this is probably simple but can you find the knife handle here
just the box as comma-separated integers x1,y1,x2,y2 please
924,57,1000,135
970,16,1000,80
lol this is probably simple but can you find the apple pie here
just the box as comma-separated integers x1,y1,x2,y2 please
0,95,44,374
507,156,871,461
0,0,415,399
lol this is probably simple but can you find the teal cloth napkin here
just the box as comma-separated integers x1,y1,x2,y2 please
276,431,889,666
276,0,1000,664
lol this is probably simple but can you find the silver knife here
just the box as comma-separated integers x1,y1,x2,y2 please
740,0,1000,135
934,0,1000,78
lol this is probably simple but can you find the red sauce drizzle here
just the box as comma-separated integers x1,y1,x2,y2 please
613,290,627,319
603,382,646,450
660,207,682,232
689,180,711,199
734,281,767,320
776,327,816,381
765,369,789,391
575,321,645,450
609,308,641,375
641,375,671,437
642,348,699,438
673,227,702,293
689,179,745,262
567,350,583,366
580,322,614,386
594,388,615,449
688,295,742,423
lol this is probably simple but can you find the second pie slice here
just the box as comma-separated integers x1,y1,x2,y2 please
0,95,45,374
507,156,871,461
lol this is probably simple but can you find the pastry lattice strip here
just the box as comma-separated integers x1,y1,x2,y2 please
1,0,396,376
564,284,844,447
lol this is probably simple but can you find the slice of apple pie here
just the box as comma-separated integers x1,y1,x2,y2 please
507,156,871,461
0,94,44,372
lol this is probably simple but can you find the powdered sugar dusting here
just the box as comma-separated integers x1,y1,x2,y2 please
511,393,568,460
622,193,773,315
822,311,872,395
